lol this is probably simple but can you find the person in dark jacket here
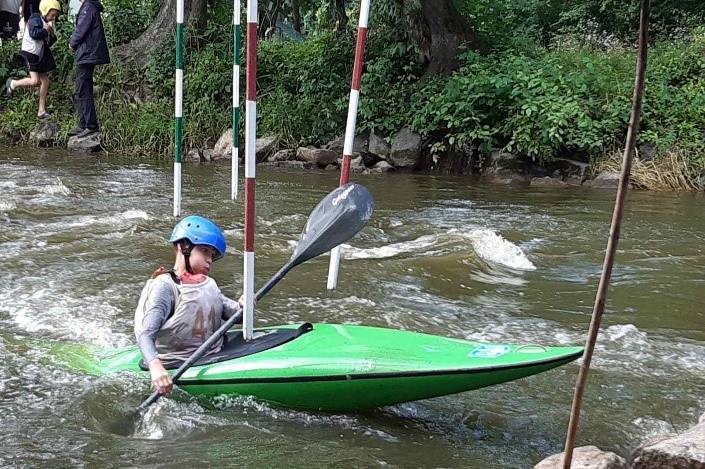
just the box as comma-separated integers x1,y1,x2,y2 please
5,0,61,119
68,0,109,138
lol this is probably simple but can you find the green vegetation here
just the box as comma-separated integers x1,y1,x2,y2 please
0,0,703,185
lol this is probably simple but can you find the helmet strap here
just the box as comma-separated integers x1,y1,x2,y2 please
179,240,194,274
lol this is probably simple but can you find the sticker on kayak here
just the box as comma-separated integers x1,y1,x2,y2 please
469,344,511,359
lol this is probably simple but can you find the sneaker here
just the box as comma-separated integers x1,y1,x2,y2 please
5,78,13,96
76,128,98,138
67,126,83,136
37,112,51,120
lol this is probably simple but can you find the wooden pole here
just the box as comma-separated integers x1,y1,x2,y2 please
562,1,650,467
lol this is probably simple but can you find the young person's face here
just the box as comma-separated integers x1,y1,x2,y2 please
45,10,60,21
188,245,218,275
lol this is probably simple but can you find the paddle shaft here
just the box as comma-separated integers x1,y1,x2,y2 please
138,262,293,412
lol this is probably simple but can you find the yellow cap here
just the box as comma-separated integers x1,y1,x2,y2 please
39,0,62,17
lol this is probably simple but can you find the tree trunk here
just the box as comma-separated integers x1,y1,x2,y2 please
115,0,208,66
418,0,474,76
334,0,347,32
291,0,301,33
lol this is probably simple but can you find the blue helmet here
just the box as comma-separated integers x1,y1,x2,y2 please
169,215,227,260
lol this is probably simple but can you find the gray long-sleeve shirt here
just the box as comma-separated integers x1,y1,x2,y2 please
135,276,242,365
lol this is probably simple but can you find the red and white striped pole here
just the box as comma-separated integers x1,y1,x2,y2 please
327,0,371,290
242,0,257,341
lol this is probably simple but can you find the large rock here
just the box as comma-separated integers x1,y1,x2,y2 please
543,158,591,183
369,160,394,174
255,136,279,162
531,176,567,187
67,132,102,153
535,446,628,469
630,415,705,468
296,147,338,167
489,169,531,187
30,121,59,147
212,129,277,162
589,171,622,189
388,127,422,169
212,128,235,160
262,160,315,171
368,131,390,159
488,148,523,171
324,133,368,155
267,149,296,162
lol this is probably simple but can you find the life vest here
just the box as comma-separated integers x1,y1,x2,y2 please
134,273,225,366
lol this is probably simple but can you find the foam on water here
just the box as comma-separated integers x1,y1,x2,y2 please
213,395,400,443
41,178,72,195
341,234,440,260
461,229,536,271
0,201,17,212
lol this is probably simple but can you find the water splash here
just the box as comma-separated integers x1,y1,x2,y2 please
462,229,536,271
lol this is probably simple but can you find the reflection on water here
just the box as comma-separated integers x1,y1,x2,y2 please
1,148,704,467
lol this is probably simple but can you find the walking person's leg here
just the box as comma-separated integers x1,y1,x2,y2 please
38,74,50,117
7,71,41,95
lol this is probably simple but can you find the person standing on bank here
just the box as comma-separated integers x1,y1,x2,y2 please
68,0,109,138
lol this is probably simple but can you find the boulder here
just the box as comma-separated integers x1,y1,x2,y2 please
488,148,522,171
30,121,59,147
212,130,277,163
531,176,567,187
361,152,382,167
369,160,394,174
534,446,628,469
255,136,279,162
296,147,338,167
262,160,315,171
186,148,203,162
489,169,531,187
268,149,296,162
543,158,591,182
368,131,390,159
324,133,368,156
388,127,422,169
630,414,705,468
212,128,234,160
351,155,367,173
589,171,622,189
67,132,102,153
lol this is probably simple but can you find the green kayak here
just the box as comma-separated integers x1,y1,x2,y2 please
60,323,582,412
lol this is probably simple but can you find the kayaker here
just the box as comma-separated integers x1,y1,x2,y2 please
134,216,244,396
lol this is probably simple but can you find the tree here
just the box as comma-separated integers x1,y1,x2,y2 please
417,0,475,76
115,0,207,66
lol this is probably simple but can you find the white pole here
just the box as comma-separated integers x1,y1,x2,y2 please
173,0,185,217
231,1,241,200
326,0,371,290
242,0,258,341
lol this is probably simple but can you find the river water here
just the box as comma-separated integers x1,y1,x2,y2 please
1,149,704,468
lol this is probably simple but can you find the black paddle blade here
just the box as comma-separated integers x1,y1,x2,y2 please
290,183,374,266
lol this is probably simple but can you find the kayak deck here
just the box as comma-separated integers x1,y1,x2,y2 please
59,323,583,411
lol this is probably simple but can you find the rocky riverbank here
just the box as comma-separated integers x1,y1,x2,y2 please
188,126,633,190
18,119,701,191
535,412,705,468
